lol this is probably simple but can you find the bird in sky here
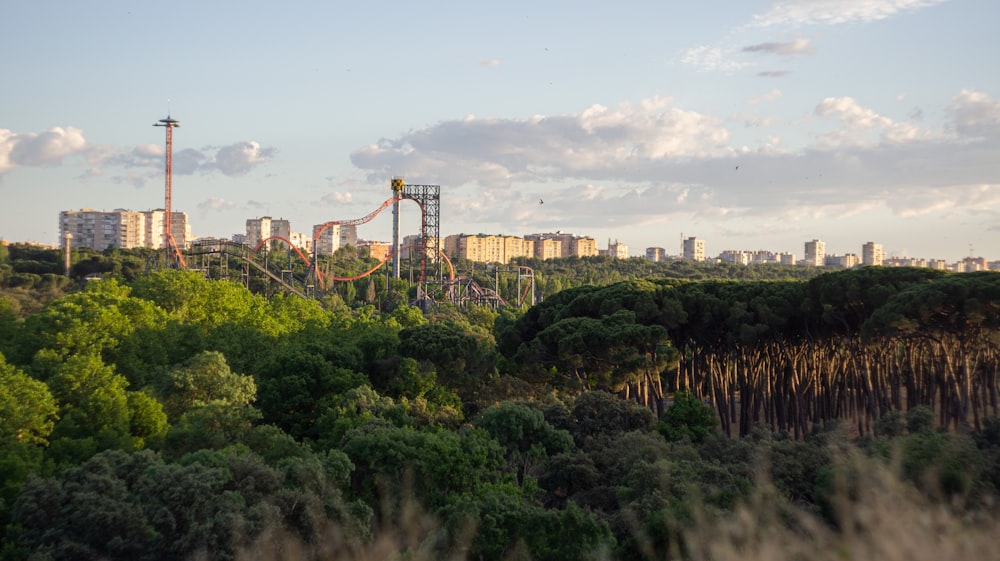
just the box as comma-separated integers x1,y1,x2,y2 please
539,198,544,205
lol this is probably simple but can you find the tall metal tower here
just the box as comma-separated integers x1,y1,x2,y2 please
389,178,440,281
154,115,182,267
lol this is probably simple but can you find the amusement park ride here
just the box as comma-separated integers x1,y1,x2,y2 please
152,116,535,309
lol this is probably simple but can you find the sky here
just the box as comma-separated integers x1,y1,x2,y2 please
1,0,998,263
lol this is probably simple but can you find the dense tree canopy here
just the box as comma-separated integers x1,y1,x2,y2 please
0,262,998,561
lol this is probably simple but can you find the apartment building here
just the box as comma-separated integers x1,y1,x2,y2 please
400,234,443,259
60,208,190,251
246,216,292,249
683,237,705,262
804,239,826,267
862,242,884,266
602,240,629,259
445,234,535,264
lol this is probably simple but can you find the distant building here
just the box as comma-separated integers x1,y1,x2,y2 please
602,239,628,259
59,208,190,251
862,242,884,266
826,253,860,268
359,240,391,261
445,233,534,264
683,237,705,262
804,239,826,267
313,223,358,255
401,234,443,259
246,216,291,250
524,232,599,259
645,247,666,262
719,250,753,265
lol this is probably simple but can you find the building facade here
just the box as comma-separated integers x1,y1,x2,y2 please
444,234,535,264
60,208,190,251
683,237,705,262
804,239,826,267
645,247,666,262
862,242,884,266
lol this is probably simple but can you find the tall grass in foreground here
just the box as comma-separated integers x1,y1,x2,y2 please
231,449,1000,561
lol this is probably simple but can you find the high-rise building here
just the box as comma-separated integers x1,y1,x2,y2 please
246,217,291,250
645,247,666,262
862,242,884,266
804,239,826,267
60,208,190,250
314,224,342,255
683,237,705,261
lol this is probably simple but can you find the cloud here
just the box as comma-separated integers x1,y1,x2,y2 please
350,92,998,236
748,89,783,104
948,89,1000,139
680,46,749,72
480,59,501,67
757,70,791,77
321,191,353,204
351,96,732,188
212,141,275,176
0,125,276,188
0,126,89,175
749,0,950,28
813,96,928,148
198,197,238,211
743,37,815,56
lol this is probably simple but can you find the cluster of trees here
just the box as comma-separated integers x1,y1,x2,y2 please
499,268,1000,438
1,246,1000,559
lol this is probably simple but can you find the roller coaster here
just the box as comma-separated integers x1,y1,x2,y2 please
177,179,536,309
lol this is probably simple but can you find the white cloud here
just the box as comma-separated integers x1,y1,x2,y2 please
948,89,1000,139
750,0,950,28
480,59,501,67
743,37,815,55
321,191,353,204
351,96,732,188
813,96,927,148
0,126,88,175
748,89,783,104
212,141,275,176
681,46,749,72
198,197,237,211
350,91,997,237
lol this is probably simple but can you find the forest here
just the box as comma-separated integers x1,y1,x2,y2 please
1,243,999,561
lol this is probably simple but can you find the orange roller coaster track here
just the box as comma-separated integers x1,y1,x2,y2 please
250,238,454,287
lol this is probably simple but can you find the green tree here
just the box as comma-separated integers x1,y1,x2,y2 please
160,351,257,421
0,353,57,446
657,390,718,444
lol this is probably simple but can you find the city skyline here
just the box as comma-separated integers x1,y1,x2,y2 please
53,205,990,267
2,1,999,263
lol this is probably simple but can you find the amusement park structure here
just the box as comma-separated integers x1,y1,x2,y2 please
153,115,186,268
179,175,536,309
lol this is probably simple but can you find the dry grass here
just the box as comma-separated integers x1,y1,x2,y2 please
230,450,1000,561
686,449,1000,561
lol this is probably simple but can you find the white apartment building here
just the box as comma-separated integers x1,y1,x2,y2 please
314,224,359,255
60,208,190,251
603,240,629,259
400,234,443,259
862,242,884,266
246,217,292,250
804,239,826,267
683,237,705,262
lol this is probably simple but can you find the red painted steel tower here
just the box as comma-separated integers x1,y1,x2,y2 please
154,115,181,266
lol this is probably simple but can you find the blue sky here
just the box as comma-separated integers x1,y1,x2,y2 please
2,0,998,262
